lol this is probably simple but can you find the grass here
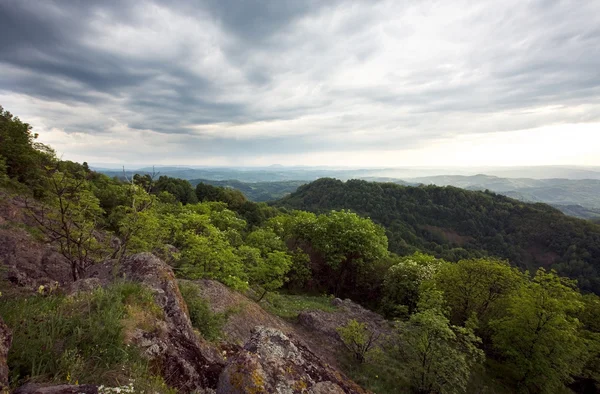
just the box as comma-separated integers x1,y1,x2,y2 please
0,281,174,392
178,282,230,341
0,221,45,241
262,292,337,320
339,348,410,394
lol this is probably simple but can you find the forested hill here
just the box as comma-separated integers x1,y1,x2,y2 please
275,178,600,293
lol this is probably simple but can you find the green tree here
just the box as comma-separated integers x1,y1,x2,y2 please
490,269,587,392
290,210,389,297
336,319,380,364
434,258,525,337
400,287,484,394
382,252,444,318
26,171,104,280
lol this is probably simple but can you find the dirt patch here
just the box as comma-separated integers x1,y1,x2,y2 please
420,224,474,245
526,245,560,267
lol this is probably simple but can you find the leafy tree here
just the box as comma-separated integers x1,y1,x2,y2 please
25,171,104,280
0,105,56,194
290,210,389,297
434,258,525,337
153,176,198,205
400,287,484,394
177,220,248,289
382,252,444,318
490,269,587,392
337,319,380,364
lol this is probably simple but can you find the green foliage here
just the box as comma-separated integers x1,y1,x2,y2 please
336,319,380,364
0,155,8,184
276,178,600,294
382,252,444,318
490,269,587,392
26,170,105,280
178,282,228,341
190,179,306,202
434,258,525,335
153,176,198,205
400,287,484,394
0,282,169,389
0,105,55,192
283,209,389,298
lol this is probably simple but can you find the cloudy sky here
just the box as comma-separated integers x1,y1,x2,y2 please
1,0,599,167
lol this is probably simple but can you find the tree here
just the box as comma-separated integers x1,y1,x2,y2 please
26,171,104,280
241,229,292,301
434,258,525,338
382,252,444,318
153,176,198,205
490,269,587,392
0,105,56,193
400,287,484,394
336,319,380,364
288,210,389,297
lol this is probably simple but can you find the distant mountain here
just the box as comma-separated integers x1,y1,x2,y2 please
99,167,392,183
274,178,600,293
408,175,600,219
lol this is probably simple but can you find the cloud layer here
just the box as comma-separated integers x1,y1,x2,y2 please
1,0,599,166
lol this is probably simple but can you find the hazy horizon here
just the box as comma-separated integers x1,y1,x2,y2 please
1,1,599,167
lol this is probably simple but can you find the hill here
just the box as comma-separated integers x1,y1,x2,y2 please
189,179,307,202
409,175,600,219
275,178,600,293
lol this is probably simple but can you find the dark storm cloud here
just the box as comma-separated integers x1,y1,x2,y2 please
0,0,599,165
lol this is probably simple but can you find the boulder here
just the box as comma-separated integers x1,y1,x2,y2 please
103,253,225,392
0,317,11,393
217,326,367,394
13,384,97,394
66,277,102,296
298,298,390,347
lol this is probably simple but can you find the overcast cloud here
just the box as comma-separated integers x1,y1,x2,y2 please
1,0,599,167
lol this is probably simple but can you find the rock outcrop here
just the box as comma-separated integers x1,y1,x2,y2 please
217,327,368,394
13,384,98,394
119,253,226,391
88,253,226,392
298,298,390,347
191,279,291,345
0,317,11,393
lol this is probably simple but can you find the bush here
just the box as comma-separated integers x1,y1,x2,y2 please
0,282,170,391
336,319,380,363
178,282,228,341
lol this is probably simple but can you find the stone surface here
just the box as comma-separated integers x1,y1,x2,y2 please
13,384,98,394
91,253,226,392
0,317,11,393
66,277,102,295
217,326,368,394
298,298,390,347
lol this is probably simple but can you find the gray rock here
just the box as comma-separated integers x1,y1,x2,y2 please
13,384,98,394
113,253,224,392
331,298,344,307
0,317,11,393
66,277,102,295
217,326,367,394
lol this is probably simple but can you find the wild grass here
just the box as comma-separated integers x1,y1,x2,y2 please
263,292,337,320
178,282,229,341
0,281,173,392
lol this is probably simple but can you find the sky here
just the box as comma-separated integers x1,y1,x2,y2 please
1,0,599,168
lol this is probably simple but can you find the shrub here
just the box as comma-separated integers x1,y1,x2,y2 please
336,319,380,363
